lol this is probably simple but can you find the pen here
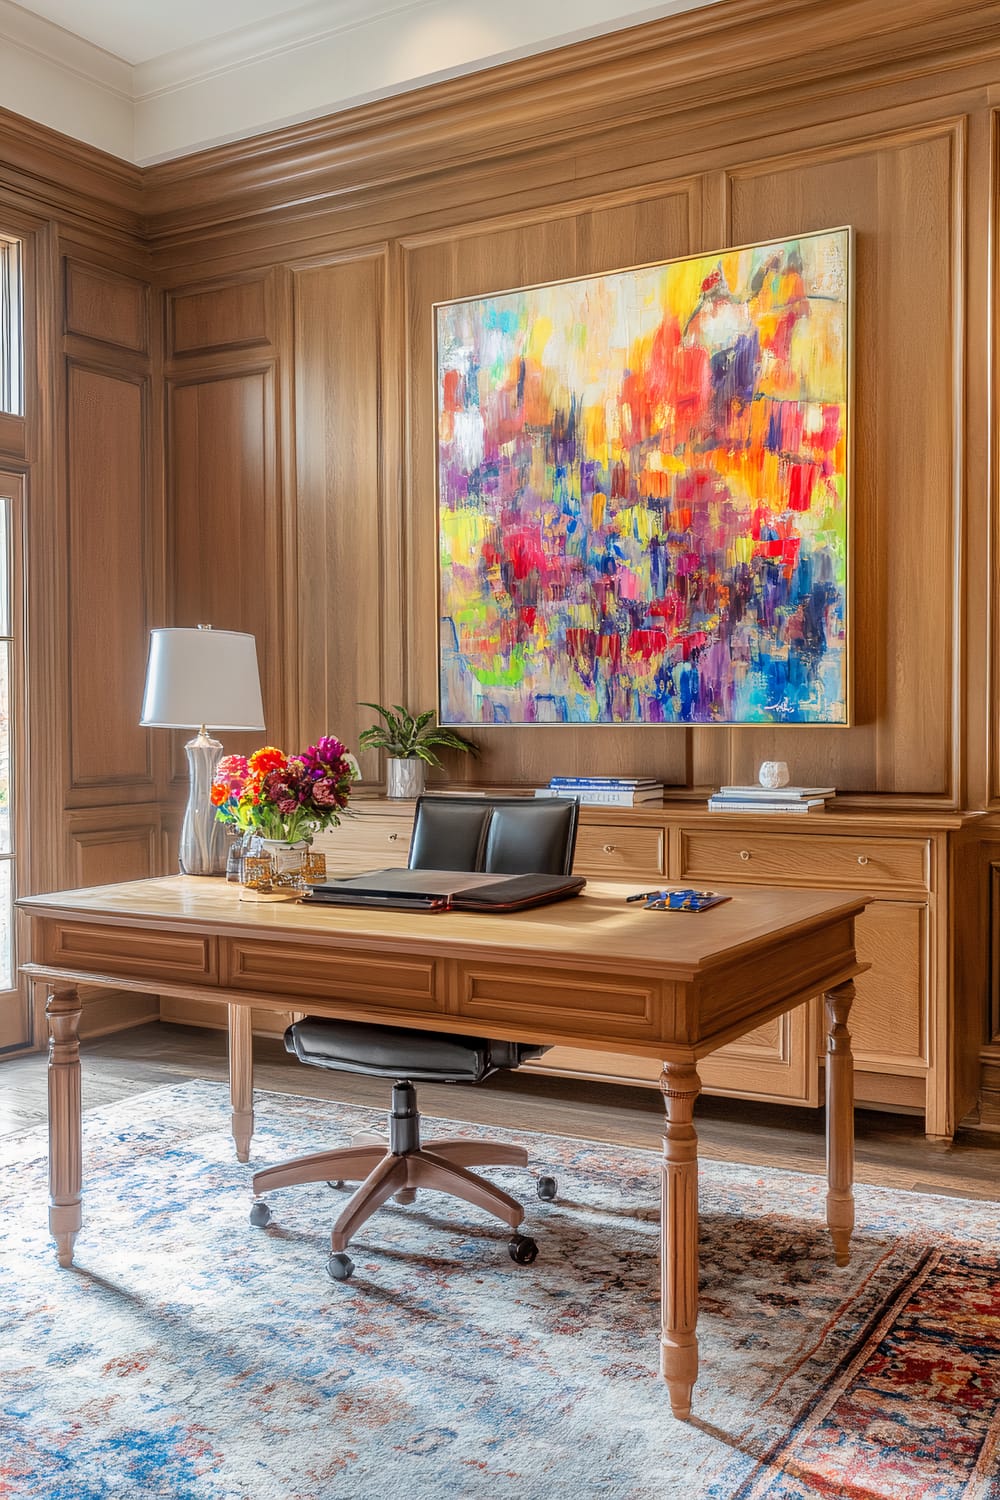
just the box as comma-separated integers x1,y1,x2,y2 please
626,890,666,903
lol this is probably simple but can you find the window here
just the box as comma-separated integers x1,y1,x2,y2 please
0,236,23,416
0,231,24,1045
0,494,13,990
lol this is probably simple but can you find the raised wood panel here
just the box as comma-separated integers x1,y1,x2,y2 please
168,274,271,357
724,125,960,798
70,823,160,888
291,252,386,761
698,1002,818,1105
852,901,925,1067
168,369,282,750
222,937,443,1011
39,919,215,985
403,188,696,790
67,363,151,789
533,1002,818,1106
65,260,148,353
992,113,1000,808
0,413,25,463
458,962,661,1044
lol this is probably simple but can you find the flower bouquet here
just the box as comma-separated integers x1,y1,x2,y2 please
211,739,357,892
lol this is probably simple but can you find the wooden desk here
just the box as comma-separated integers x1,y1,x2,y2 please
18,875,867,1419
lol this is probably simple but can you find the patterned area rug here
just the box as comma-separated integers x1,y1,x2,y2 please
1,1080,997,1500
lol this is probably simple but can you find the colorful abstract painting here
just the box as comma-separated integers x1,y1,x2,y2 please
436,227,851,725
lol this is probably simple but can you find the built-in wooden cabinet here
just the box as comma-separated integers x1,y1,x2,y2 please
315,797,977,1139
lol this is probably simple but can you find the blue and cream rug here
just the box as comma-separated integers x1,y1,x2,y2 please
1,1080,998,1499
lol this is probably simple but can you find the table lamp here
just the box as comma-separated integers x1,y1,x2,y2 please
140,625,265,876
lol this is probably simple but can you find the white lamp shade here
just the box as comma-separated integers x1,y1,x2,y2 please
140,627,265,732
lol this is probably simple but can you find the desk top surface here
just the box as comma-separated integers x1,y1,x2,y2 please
18,875,868,980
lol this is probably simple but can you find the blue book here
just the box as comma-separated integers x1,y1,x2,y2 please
549,776,661,788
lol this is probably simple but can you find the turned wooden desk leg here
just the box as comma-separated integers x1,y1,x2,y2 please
659,1060,702,1420
825,981,856,1267
47,987,83,1268
229,1004,254,1163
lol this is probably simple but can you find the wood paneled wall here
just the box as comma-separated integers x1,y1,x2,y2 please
0,130,159,1036
143,0,985,807
3,0,1000,1060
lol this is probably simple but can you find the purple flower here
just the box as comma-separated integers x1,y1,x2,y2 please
300,737,347,776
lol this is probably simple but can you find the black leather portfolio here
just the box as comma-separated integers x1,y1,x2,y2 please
302,867,586,913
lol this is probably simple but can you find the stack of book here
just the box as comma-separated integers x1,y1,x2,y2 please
707,784,836,814
537,776,665,807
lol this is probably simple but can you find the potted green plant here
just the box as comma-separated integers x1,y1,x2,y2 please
358,702,479,798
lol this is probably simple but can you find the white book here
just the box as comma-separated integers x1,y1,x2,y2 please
708,797,827,813
538,786,664,806
717,785,835,800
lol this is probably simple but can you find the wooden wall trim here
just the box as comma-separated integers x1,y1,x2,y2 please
0,105,142,237
141,0,1000,245
990,110,1000,806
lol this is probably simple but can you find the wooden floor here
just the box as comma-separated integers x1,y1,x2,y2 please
2,1021,1000,1201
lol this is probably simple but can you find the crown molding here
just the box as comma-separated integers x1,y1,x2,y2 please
139,0,1000,241
0,0,130,91
0,104,144,235
134,0,436,96
0,0,717,164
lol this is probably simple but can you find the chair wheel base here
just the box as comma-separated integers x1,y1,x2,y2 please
327,1179,351,1191
249,1200,272,1227
327,1252,355,1281
536,1174,557,1201
508,1233,538,1265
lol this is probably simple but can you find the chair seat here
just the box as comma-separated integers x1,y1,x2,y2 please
286,1017,547,1083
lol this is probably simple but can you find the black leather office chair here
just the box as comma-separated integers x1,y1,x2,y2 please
250,794,579,1281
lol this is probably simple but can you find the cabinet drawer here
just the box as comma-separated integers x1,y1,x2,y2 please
316,816,412,875
679,830,928,891
41,919,216,985
574,823,665,878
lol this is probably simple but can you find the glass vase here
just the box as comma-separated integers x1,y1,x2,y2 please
225,831,259,883
258,838,311,879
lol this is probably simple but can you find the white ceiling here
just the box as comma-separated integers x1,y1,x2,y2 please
0,0,719,165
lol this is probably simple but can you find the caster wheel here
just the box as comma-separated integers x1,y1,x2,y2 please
327,1180,350,1191
508,1233,539,1265
327,1252,355,1281
536,1174,558,1202
249,1200,272,1227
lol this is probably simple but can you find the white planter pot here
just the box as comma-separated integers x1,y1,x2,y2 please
386,758,426,799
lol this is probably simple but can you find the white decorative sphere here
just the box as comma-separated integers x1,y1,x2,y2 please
758,761,790,789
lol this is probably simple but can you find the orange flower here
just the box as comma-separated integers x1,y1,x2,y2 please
248,746,286,777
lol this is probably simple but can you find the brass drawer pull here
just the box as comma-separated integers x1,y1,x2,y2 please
857,854,869,865
739,849,751,861
603,843,617,854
